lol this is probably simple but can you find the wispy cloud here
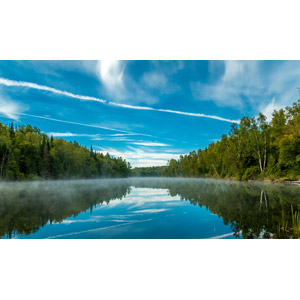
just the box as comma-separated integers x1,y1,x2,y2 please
0,96,28,120
108,102,239,123
46,132,140,143
47,132,99,138
131,142,170,147
142,71,168,89
192,60,300,120
0,77,106,104
47,132,138,138
97,60,126,99
0,77,239,123
141,70,181,95
92,136,136,142
95,146,185,167
192,61,262,107
16,112,153,136
96,60,184,105
156,108,239,123
259,97,283,120
45,132,176,146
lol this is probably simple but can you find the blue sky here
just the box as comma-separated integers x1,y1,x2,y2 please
0,60,299,167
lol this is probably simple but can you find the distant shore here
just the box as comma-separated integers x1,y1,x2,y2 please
1,175,299,187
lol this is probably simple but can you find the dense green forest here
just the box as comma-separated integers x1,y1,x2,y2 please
1,96,300,181
0,122,131,180
162,97,300,180
131,166,166,177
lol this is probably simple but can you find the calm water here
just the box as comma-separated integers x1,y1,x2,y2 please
0,177,300,239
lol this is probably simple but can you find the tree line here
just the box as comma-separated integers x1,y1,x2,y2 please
131,166,167,177
0,122,131,180
162,97,300,180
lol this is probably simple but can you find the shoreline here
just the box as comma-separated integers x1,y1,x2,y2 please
0,176,299,187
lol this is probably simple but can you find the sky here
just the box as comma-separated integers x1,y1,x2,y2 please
0,60,299,167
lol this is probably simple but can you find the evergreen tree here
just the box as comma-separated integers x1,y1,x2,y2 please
163,94,300,181
0,122,131,180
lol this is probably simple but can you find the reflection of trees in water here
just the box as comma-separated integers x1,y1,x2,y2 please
0,179,131,239
129,178,300,239
1,178,300,239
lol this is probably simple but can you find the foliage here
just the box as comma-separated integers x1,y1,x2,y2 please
131,166,166,177
163,98,300,180
0,122,131,180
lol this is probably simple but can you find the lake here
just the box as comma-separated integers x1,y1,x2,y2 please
0,177,300,239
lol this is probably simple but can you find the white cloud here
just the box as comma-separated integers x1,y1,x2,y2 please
155,108,239,123
107,102,238,123
92,136,136,142
97,60,126,99
142,71,168,89
95,146,185,167
0,76,238,123
130,159,170,167
192,60,300,120
223,60,257,82
17,112,153,136
0,96,27,120
112,133,137,136
0,77,106,104
192,61,262,107
259,97,282,120
47,132,98,137
141,70,180,95
131,142,170,147
47,132,174,146
47,132,138,142
97,61,181,104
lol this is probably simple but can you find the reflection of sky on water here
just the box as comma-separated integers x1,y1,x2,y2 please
14,187,236,239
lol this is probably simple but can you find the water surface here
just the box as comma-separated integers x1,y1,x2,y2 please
1,177,300,239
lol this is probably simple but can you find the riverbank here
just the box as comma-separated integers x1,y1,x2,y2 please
247,178,300,186
1,174,300,187
159,175,300,186
213,176,300,186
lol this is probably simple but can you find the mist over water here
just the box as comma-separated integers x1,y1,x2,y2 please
1,177,300,239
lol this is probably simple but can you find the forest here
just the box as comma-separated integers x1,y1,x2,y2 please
1,96,300,181
0,122,131,180
162,97,300,180
131,166,166,177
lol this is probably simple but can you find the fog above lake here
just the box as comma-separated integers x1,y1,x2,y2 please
1,177,300,239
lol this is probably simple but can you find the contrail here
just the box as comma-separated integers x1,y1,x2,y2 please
108,102,239,123
16,112,154,137
0,77,240,124
0,77,106,104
